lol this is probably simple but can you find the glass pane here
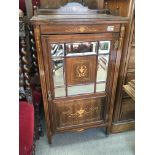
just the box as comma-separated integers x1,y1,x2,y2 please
68,84,94,96
55,87,66,98
99,41,110,54
51,44,64,57
96,83,106,92
52,58,65,87
97,55,109,82
66,42,97,56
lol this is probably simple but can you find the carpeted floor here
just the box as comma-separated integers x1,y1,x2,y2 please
35,127,135,155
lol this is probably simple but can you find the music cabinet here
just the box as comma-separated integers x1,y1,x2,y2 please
31,2,128,143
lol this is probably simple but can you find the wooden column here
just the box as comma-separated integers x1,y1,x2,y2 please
107,24,126,133
28,25,39,76
34,25,52,144
19,43,26,100
19,10,33,103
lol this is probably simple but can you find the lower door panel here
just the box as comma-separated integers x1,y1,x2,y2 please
54,97,106,128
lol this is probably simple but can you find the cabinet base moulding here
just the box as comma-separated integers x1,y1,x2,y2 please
110,121,135,133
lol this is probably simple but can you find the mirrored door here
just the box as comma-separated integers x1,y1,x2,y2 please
49,40,111,98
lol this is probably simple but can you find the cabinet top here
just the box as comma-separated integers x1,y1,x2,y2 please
31,14,128,25
31,2,128,25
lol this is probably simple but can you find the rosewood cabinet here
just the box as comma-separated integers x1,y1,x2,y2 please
31,3,128,143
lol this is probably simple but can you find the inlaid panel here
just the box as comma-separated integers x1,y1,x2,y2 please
66,56,96,85
55,97,105,127
40,24,121,34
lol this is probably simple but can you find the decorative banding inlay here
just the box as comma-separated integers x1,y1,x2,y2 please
65,26,97,33
40,24,120,34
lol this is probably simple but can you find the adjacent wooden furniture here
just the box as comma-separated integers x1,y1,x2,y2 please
19,8,44,143
31,2,128,143
19,9,33,103
111,1,135,133
19,10,35,155
123,80,135,101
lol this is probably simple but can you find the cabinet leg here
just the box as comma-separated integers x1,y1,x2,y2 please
47,134,52,144
105,127,110,137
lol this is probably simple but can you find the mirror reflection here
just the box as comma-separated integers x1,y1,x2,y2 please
99,41,110,54
68,84,94,96
97,54,109,82
52,58,65,87
51,44,64,57
96,83,106,92
55,87,66,97
66,42,97,56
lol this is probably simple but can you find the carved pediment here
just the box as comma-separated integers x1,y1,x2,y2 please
58,2,90,13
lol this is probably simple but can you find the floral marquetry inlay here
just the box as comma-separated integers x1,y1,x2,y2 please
65,26,97,33
66,56,96,85
63,107,99,118
75,64,88,78
56,98,104,127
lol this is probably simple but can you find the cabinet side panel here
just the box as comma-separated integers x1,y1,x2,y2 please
34,26,52,143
